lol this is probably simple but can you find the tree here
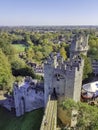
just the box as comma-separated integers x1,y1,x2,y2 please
26,47,35,61
0,49,13,90
35,51,43,61
82,55,92,80
88,34,98,60
24,34,33,46
11,58,26,71
0,38,16,61
60,47,67,60
60,99,98,130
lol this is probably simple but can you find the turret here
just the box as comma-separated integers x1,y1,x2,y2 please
13,82,21,116
70,33,89,59
44,55,54,106
65,57,84,102
13,82,25,116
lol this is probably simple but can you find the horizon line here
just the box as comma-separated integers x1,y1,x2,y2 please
0,25,98,27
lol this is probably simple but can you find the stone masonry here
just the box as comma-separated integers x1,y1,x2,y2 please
44,33,89,106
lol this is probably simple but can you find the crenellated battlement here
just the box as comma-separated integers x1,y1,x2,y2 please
13,77,44,117
42,33,89,129
70,33,89,59
44,33,88,105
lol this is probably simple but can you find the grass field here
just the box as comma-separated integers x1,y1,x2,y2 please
12,44,26,52
0,106,44,130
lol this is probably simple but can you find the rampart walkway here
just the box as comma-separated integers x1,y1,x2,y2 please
40,100,57,130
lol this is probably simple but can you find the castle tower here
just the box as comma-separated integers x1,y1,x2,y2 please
13,83,25,116
43,33,88,129
65,57,84,102
44,55,84,106
70,33,89,59
44,56,54,106
44,33,88,106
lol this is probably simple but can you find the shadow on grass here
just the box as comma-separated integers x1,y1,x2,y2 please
0,106,44,130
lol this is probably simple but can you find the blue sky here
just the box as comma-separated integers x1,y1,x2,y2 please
0,0,98,26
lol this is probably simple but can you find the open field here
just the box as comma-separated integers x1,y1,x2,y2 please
0,106,44,130
12,44,26,52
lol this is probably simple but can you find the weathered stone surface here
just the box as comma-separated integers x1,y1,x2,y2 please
44,34,88,106
13,78,44,117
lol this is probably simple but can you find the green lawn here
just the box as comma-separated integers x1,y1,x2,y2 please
12,44,26,52
0,106,44,130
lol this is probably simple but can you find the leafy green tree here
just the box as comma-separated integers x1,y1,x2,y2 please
11,58,26,71
0,38,16,61
82,55,92,80
42,45,53,58
26,47,35,61
88,34,98,60
60,47,67,60
61,99,98,130
24,34,33,46
0,49,13,90
35,51,43,61
89,39,96,47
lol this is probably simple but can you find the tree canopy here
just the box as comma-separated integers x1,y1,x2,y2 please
60,47,67,60
0,49,13,90
61,99,98,130
82,55,92,80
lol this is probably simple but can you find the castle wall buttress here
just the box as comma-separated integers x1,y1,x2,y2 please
13,83,25,117
13,86,21,116
65,68,76,100
44,63,54,106
73,60,84,102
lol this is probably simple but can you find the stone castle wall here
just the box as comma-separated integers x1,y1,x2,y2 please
44,33,88,105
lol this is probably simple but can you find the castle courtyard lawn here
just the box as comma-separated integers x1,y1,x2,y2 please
0,106,44,130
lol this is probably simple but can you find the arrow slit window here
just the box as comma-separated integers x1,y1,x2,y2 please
55,73,64,81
